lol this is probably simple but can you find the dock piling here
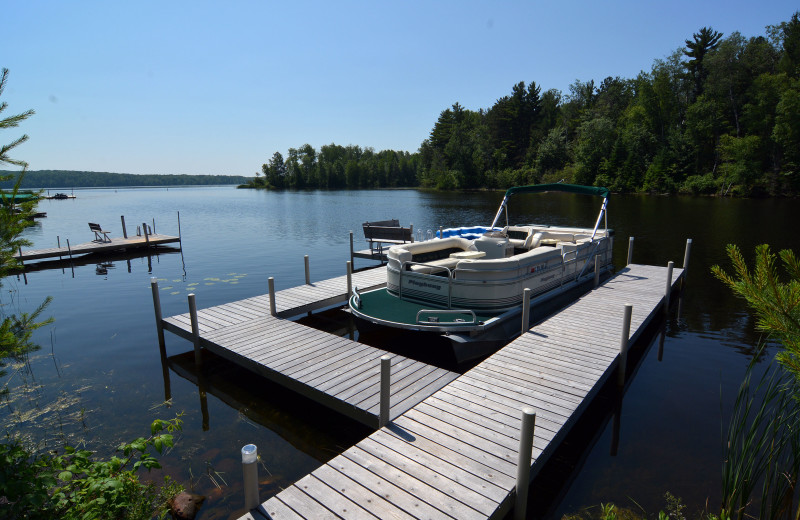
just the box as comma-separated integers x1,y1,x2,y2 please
346,261,353,297
594,255,600,288
665,261,674,314
514,407,536,520
121,215,128,239
188,294,201,368
683,238,692,282
627,237,634,266
241,444,259,511
618,304,633,386
410,223,414,243
268,277,276,316
151,278,166,355
521,288,531,334
349,231,354,266
304,255,310,285
142,222,151,251
379,355,391,427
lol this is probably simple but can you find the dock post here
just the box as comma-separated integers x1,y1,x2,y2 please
241,444,259,511
521,288,531,334
594,254,600,288
618,304,633,387
514,407,536,520
151,278,166,355
57,236,62,260
152,218,156,235
188,293,202,368
665,261,674,314
66,238,74,262
177,211,182,244
379,355,391,427
268,277,276,316
121,215,128,239
410,223,414,243
349,231,354,267
438,226,443,239
17,247,24,268
346,261,353,297
682,238,692,282
142,222,151,250
304,255,310,285
626,237,634,266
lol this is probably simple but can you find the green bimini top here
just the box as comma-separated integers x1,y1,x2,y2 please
504,183,610,199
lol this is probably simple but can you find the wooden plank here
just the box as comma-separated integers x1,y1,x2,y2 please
343,445,483,520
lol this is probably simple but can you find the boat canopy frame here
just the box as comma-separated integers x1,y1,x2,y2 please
489,183,610,240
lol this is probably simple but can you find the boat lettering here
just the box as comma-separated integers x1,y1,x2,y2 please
529,263,546,274
406,278,442,291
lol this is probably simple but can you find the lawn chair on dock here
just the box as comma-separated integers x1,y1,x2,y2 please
89,222,111,242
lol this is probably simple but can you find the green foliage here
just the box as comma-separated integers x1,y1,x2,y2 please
712,244,800,383
717,353,800,520
0,417,184,519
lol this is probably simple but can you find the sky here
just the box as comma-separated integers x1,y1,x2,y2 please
3,1,798,176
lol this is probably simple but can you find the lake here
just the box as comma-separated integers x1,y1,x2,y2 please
4,186,798,519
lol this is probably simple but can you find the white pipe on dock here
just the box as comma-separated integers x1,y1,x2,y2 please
188,293,201,367
665,261,674,314
379,355,391,427
627,237,634,266
151,278,166,355
349,231,354,267
268,277,276,316
514,407,536,520
241,444,259,511
521,288,531,335
618,304,633,387
346,261,353,297
683,238,692,281
594,255,600,288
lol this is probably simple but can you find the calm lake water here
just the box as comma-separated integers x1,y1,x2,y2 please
3,186,799,519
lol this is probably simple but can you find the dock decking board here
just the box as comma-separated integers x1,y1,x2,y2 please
245,263,683,520
17,233,180,262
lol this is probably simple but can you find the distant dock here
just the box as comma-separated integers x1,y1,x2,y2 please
17,233,180,265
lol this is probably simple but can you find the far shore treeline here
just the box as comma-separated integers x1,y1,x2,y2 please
0,170,251,188
247,13,800,196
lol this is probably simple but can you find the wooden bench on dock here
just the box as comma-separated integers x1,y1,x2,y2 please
363,219,412,258
88,222,111,243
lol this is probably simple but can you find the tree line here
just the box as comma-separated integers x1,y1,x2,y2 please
248,12,800,196
0,170,251,188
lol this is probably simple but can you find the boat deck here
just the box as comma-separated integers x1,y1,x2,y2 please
236,263,684,520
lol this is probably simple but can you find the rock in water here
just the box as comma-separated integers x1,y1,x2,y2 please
169,492,206,520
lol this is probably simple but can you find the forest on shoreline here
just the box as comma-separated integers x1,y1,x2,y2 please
248,12,800,196
0,170,250,188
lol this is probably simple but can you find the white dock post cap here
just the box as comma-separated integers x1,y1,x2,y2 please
241,444,257,464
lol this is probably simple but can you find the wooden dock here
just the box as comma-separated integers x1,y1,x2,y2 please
159,267,460,426
17,233,180,264
229,263,684,520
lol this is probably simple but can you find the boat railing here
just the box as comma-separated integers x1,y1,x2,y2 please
576,237,611,280
415,309,477,325
399,261,455,308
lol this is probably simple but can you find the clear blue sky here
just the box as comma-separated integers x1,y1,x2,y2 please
4,1,797,176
